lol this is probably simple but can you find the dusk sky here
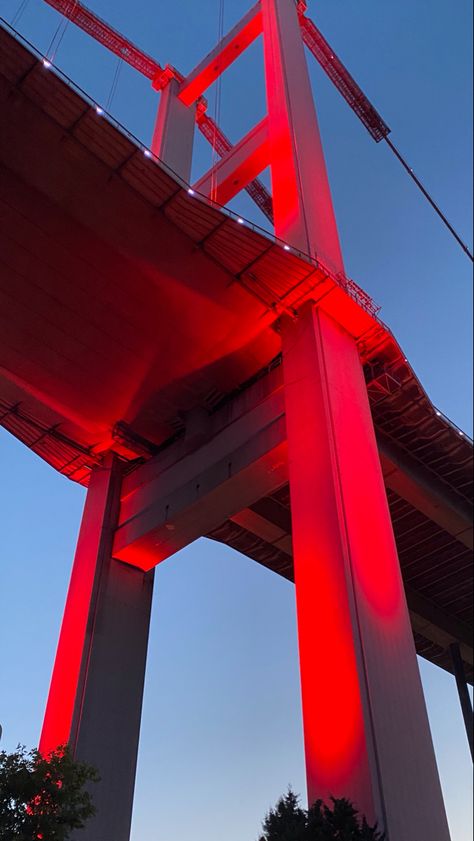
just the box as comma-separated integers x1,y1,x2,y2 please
0,1,472,839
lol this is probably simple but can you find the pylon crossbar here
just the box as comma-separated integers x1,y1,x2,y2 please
193,117,269,205
178,2,263,106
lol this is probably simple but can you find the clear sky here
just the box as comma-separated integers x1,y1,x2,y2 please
0,1,472,840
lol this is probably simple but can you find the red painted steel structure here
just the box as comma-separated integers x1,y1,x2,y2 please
35,0,390,229
0,2,468,838
282,307,449,830
41,0,473,259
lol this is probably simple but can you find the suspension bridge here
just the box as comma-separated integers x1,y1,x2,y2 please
0,1,472,839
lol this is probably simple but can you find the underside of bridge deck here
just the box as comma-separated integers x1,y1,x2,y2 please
1,23,472,687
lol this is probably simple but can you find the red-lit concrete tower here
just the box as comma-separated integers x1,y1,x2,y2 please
23,1,456,839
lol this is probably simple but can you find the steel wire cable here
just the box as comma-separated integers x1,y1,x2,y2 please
11,0,30,27
383,137,473,263
106,54,123,112
44,12,69,62
211,0,225,203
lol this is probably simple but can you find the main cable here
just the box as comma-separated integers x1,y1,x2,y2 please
300,10,473,263
384,137,473,262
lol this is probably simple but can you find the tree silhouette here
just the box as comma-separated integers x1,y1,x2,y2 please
259,789,385,841
259,789,307,841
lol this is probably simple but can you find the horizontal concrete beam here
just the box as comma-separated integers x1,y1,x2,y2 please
230,506,293,555
377,431,473,551
111,365,472,669
227,497,473,673
178,2,262,106
193,118,269,206
113,368,287,570
114,364,472,572
406,587,473,666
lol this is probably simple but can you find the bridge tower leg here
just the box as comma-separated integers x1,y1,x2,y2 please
282,306,451,839
261,0,344,274
151,77,196,182
40,456,154,841
260,0,451,836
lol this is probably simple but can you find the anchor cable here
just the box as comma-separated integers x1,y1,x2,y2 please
384,136,473,262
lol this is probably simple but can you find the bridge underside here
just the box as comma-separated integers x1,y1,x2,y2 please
1,24,472,683
1,19,472,841
209,482,473,680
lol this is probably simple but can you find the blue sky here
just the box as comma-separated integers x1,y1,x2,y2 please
0,0,472,839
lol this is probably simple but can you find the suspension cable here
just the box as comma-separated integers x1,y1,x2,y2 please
44,9,69,63
299,7,473,263
211,0,225,203
106,54,123,112
11,0,30,28
384,137,473,262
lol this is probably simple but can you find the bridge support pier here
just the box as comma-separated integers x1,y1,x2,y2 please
449,642,474,760
151,77,196,182
40,456,154,841
282,304,451,839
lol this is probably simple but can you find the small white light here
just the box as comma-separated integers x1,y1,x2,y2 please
459,431,464,437
237,217,245,225
42,58,51,68
95,105,104,115
144,148,152,158
187,188,195,196
435,410,441,416
283,244,291,251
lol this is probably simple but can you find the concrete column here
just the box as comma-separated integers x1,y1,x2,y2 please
40,456,154,841
261,0,344,274
282,304,451,840
151,78,196,182
449,642,473,760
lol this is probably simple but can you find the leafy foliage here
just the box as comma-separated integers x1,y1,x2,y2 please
0,745,98,841
259,789,385,841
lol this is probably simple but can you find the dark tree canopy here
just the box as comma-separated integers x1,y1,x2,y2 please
259,789,385,841
0,745,98,841
259,789,308,841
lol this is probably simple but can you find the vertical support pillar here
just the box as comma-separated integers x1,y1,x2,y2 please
449,642,474,760
40,456,154,841
282,304,451,839
261,0,344,274
151,78,196,182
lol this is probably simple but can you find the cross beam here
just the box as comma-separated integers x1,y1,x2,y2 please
178,2,263,106
113,371,287,570
114,362,472,571
193,118,270,205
